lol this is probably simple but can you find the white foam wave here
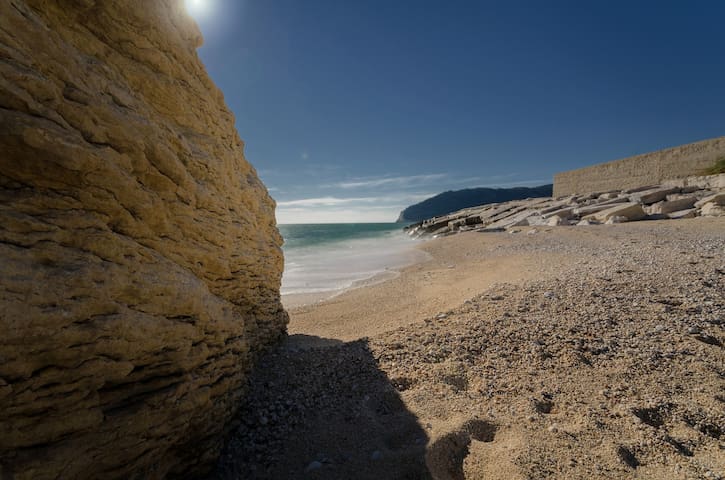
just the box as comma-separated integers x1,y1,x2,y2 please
281,230,422,295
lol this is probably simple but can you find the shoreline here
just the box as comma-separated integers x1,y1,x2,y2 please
285,224,577,342
281,243,430,310
218,217,725,479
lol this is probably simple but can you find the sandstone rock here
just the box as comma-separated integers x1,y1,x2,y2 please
548,215,566,226
708,173,725,189
539,201,574,215
605,215,629,224
628,186,680,205
695,192,725,208
664,193,697,202
448,218,467,229
484,209,539,230
667,209,697,219
0,1,287,479
448,215,483,229
624,185,660,194
700,202,725,216
573,204,617,216
423,215,455,232
484,205,529,224
476,203,519,224
597,196,631,207
542,207,575,219
648,197,697,215
598,192,620,200
525,215,548,226
586,203,646,222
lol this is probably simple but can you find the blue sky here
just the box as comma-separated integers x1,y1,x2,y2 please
186,0,725,223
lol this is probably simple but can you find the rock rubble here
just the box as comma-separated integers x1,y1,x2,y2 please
406,174,725,238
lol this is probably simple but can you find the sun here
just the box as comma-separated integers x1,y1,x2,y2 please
184,0,210,20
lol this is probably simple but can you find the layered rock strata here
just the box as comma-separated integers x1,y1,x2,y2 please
0,1,287,478
407,174,725,238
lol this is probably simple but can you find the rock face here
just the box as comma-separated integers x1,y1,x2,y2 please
0,1,288,479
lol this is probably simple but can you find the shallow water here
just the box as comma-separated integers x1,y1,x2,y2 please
278,223,421,295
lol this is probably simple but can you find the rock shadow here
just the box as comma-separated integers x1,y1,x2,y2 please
206,335,431,479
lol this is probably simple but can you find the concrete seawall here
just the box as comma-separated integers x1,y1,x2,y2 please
553,136,725,197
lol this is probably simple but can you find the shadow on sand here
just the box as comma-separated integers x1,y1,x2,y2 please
208,334,431,479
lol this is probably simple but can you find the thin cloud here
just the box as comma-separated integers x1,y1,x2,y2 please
273,178,549,223
276,206,404,224
277,197,369,207
332,172,526,190
468,178,551,188
335,173,448,189
276,192,435,208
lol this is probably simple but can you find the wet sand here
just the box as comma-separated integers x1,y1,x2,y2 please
285,228,573,342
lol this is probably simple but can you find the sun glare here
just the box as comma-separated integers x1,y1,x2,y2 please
184,0,210,20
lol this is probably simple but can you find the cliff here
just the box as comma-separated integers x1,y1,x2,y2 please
397,185,553,223
0,1,287,478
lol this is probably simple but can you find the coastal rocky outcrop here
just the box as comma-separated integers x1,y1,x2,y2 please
0,1,287,479
406,174,725,238
397,185,553,223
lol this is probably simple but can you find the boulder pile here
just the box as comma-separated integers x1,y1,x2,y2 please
406,174,725,238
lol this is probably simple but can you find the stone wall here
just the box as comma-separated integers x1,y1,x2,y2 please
553,136,725,197
0,1,288,478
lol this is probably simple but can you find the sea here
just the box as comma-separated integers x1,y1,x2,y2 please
278,223,424,296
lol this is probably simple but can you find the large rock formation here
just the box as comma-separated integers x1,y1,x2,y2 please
0,1,288,478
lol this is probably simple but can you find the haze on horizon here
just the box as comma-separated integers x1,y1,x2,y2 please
188,0,725,224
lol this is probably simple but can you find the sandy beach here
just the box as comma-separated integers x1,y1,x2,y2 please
214,218,724,480
283,228,571,342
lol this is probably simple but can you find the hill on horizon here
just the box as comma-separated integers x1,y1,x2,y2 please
397,184,553,223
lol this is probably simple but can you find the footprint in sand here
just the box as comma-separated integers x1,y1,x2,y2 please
426,419,525,480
